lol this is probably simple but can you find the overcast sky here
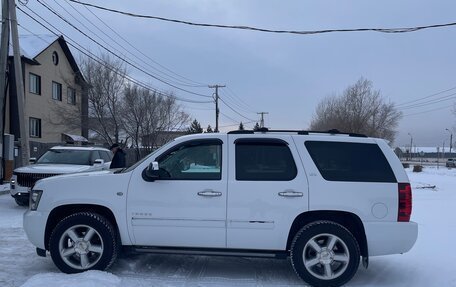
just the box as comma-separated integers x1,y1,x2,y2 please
12,0,456,147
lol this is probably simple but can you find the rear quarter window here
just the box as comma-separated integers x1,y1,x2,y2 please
305,141,396,183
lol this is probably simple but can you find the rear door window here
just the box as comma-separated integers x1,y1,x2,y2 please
235,139,297,181
305,141,396,183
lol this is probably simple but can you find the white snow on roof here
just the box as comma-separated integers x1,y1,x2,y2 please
8,34,58,60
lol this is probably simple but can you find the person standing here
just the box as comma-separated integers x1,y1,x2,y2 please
109,143,126,169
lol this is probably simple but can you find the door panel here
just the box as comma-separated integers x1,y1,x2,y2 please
127,136,227,248
226,135,309,250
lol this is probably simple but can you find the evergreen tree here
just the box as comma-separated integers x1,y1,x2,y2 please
187,119,203,134
253,122,260,131
238,122,245,130
206,125,213,133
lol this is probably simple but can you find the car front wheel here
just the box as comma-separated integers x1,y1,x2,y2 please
49,212,118,273
290,221,360,287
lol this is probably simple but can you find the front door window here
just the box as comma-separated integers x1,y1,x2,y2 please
157,141,222,180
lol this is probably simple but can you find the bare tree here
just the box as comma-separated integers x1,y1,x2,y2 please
310,78,402,143
80,53,127,145
121,84,190,157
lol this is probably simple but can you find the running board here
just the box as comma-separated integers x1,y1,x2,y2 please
133,246,288,259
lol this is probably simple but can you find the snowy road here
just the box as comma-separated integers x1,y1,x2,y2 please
1,167,455,287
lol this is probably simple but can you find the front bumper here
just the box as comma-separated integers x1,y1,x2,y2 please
364,221,418,256
23,209,49,250
10,175,30,197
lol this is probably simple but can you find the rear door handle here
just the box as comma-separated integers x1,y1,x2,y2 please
278,190,303,197
197,190,222,197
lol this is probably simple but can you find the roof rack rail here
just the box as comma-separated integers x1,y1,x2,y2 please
227,128,367,138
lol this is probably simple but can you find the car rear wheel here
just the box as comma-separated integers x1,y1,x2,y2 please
290,221,360,287
49,212,118,273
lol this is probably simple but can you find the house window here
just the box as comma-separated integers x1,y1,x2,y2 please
29,117,41,138
29,73,41,95
52,51,59,65
52,81,62,101
67,87,76,105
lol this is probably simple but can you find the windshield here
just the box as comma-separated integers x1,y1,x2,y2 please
122,140,176,173
36,149,91,165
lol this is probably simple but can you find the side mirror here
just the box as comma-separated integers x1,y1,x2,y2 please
142,161,159,182
29,158,37,164
94,159,104,166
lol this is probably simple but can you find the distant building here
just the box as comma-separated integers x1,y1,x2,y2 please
5,34,88,145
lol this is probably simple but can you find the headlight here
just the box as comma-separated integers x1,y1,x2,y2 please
10,175,16,189
30,190,43,211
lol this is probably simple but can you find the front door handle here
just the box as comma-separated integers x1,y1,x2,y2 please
197,190,222,197
278,190,303,197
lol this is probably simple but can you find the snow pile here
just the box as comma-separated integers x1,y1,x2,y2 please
21,271,120,287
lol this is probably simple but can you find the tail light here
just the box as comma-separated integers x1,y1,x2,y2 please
398,183,412,222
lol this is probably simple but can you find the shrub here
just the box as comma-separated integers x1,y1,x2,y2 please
413,165,423,172
402,163,410,168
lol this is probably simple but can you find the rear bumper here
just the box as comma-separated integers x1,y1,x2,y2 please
364,221,418,256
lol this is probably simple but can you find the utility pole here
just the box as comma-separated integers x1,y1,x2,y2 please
0,0,10,181
257,112,268,128
408,133,413,161
208,84,225,132
9,0,29,165
446,128,453,154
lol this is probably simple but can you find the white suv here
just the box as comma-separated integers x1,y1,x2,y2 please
11,146,112,206
23,130,418,287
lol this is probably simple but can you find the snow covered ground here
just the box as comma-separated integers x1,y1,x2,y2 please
0,167,455,287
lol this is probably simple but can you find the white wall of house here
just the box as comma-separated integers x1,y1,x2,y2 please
6,40,83,143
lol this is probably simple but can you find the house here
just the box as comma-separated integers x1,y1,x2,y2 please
6,34,88,148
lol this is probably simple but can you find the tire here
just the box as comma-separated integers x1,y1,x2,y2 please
290,221,360,287
15,197,29,206
49,212,118,274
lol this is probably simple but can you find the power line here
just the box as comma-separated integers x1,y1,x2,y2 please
220,111,239,124
36,0,212,99
221,121,255,128
226,86,256,112
62,0,207,88
17,7,213,104
397,92,456,110
403,105,453,117
52,0,206,89
219,96,256,122
68,0,456,36
396,86,456,107
219,89,256,114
